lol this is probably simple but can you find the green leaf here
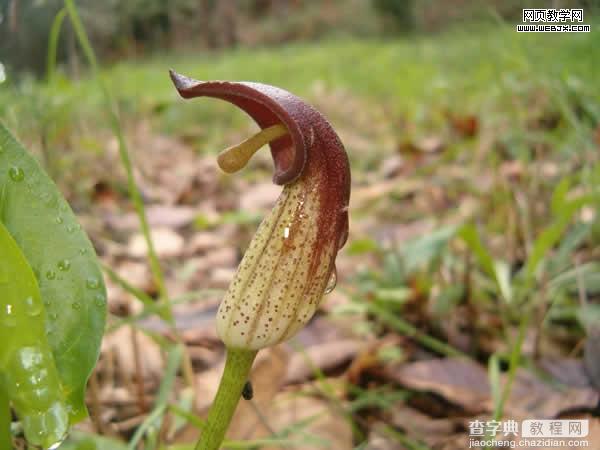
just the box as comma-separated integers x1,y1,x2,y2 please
493,260,513,304
400,225,458,273
550,176,571,216
0,221,69,448
0,122,106,422
60,431,128,450
523,194,593,284
459,224,514,302
458,224,495,280
549,262,600,296
347,237,379,255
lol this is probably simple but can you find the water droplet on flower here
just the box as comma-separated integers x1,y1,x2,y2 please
46,270,56,280
9,166,24,182
86,277,99,289
324,267,337,295
57,259,71,271
24,296,42,316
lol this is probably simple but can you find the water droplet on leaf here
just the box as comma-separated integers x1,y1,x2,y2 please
46,270,56,280
71,301,81,310
9,166,24,182
86,277,99,289
57,259,70,271
94,294,106,307
24,296,42,316
1,303,17,326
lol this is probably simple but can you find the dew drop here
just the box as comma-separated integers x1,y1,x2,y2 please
57,259,71,271
8,166,24,182
324,266,337,295
283,226,290,239
46,270,56,280
79,248,88,255
1,303,17,327
86,277,99,289
55,216,63,224
66,224,75,233
24,296,42,317
71,301,81,310
94,293,106,307
48,439,66,450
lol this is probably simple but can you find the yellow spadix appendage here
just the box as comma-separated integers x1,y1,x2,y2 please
217,124,288,173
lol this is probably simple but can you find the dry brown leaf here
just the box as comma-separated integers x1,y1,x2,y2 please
239,181,281,212
387,402,457,440
209,267,237,288
186,231,227,255
100,325,164,381
387,358,599,419
539,357,594,389
104,205,198,232
506,369,599,420
128,227,185,258
380,154,405,179
286,338,363,384
366,422,418,450
255,388,352,450
388,358,490,414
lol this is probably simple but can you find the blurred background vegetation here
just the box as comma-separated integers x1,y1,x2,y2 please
2,0,600,76
1,1,599,449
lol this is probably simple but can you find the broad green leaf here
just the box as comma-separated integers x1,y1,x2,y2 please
0,122,106,422
0,221,69,448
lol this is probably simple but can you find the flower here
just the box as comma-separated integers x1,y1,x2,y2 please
170,71,350,350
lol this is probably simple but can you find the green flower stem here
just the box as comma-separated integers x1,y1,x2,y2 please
195,348,257,450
